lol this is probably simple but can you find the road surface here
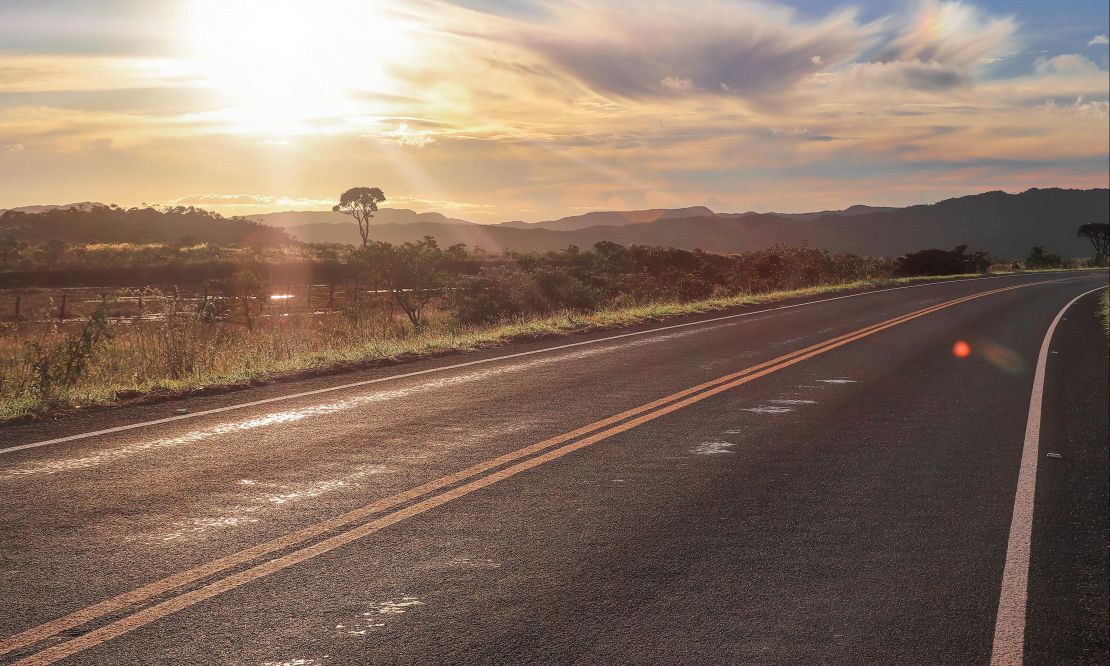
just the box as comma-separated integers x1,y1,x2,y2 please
1,271,1107,665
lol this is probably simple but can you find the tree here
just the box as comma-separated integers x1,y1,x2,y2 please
333,187,386,248
1077,223,1109,258
361,236,446,329
1026,246,1065,269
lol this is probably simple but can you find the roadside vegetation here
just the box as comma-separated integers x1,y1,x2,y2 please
1100,289,1109,337
0,239,1026,421
2,197,1106,422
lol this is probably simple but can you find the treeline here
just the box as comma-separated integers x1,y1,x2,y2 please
0,204,291,245
304,239,1001,328
1,233,1007,298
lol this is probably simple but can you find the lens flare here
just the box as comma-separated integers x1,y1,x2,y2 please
952,340,971,358
980,341,1027,375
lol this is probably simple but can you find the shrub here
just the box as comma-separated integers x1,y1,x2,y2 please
449,265,538,325
19,302,113,405
895,244,990,276
1025,246,1067,269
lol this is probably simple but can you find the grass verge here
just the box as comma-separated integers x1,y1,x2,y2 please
1099,289,1109,337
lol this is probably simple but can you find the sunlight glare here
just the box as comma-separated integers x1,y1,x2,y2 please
184,0,416,135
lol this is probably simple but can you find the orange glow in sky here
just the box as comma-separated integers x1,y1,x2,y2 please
0,0,1106,222
952,340,972,358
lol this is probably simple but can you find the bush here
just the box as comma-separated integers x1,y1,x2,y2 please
531,267,601,311
1025,246,1067,269
19,302,113,405
449,265,602,325
449,265,543,324
895,244,990,276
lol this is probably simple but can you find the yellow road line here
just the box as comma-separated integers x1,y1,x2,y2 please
5,280,1059,664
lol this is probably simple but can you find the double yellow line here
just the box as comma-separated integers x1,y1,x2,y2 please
1,280,1055,665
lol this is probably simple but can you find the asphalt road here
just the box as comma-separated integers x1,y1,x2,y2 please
1,271,1106,665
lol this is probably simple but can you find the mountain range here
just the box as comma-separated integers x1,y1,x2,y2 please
3,188,1106,259
251,208,473,228
275,188,1108,259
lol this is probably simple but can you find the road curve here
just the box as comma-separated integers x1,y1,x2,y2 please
0,270,1106,665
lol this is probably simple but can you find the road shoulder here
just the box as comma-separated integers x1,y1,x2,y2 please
1025,289,1109,665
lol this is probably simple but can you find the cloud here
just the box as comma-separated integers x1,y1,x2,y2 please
382,122,437,148
839,59,970,91
1089,34,1109,47
872,0,1017,68
1042,96,1110,117
1035,53,1102,76
489,0,877,98
0,1,178,56
660,76,694,92
168,194,337,209
0,55,189,93
4,143,23,152
821,0,1015,95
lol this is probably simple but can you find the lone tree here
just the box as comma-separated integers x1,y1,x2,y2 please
333,187,386,248
1077,223,1109,258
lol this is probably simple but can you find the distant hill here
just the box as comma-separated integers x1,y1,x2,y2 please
4,188,1105,258
0,202,103,216
502,206,716,231
0,204,292,245
286,188,1108,258
726,204,900,222
250,208,472,228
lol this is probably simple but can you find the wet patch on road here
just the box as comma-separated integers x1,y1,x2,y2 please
336,597,426,637
742,405,793,414
692,441,737,455
147,464,392,543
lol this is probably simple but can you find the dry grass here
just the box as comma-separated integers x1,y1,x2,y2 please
0,272,1014,421
1099,289,1109,337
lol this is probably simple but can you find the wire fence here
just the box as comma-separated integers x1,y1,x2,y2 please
0,283,426,327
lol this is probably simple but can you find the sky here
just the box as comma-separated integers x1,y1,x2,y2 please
0,0,1107,223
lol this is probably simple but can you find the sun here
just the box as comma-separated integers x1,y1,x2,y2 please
183,0,416,134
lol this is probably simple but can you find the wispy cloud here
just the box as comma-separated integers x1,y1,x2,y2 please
168,194,337,210
382,122,437,148
482,0,875,98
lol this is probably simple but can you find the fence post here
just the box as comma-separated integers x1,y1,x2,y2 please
242,297,253,330
285,284,291,315
328,284,335,308
13,295,20,327
306,285,312,313
58,293,67,321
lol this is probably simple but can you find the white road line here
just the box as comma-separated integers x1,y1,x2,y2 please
989,285,1107,666
0,272,1090,456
